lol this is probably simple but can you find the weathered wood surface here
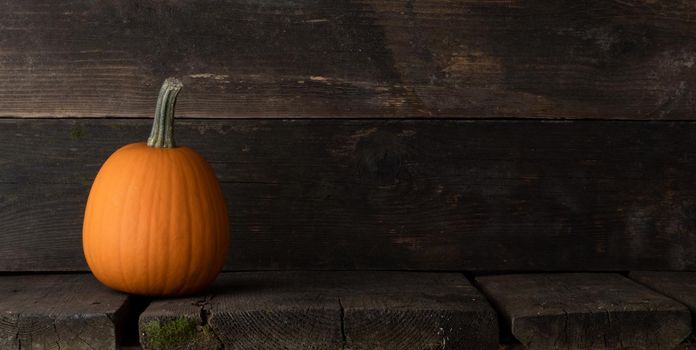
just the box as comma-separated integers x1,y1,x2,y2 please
0,274,130,350
0,0,695,119
140,272,497,350
629,272,696,314
339,273,497,350
140,272,341,350
476,273,692,350
631,274,696,350
3,118,696,271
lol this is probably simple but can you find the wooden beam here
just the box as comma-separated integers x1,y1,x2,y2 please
140,272,341,350
4,118,696,272
339,273,498,350
0,1,694,119
476,273,691,349
629,271,696,314
139,272,497,350
629,272,696,346
0,274,130,350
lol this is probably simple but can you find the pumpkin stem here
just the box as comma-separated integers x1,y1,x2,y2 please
147,77,183,148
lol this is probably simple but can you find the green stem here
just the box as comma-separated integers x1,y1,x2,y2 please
147,77,183,148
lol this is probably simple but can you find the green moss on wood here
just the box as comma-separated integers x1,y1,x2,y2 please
141,317,219,350
142,318,196,349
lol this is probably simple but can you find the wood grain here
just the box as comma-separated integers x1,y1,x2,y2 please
140,272,497,350
339,273,498,350
141,272,341,350
0,274,130,350
630,272,696,314
629,272,696,346
476,273,692,350
0,0,695,119
4,118,696,272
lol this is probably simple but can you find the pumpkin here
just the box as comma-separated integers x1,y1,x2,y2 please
83,78,229,296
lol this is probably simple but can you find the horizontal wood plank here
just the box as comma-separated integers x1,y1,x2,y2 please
3,118,696,271
0,0,695,119
476,273,692,350
629,272,696,346
140,272,497,350
339,273,498,350
629,272,696,314
0,274,130,350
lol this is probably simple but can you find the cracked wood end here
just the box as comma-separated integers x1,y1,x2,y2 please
0,274,130,350
476,273,692,350
139,272,497,350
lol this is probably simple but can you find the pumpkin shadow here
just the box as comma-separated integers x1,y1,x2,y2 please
204,278,273,296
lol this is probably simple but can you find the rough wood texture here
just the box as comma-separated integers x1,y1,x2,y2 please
630,272,696,314
476,273,692,350
140,272,497,350
0,274,130,350
139,272,341,350
339,273,497,350
631,274,696,350
0,0,695,119
4,118,696,272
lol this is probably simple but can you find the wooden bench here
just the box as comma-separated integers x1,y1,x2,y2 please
1,272,695,349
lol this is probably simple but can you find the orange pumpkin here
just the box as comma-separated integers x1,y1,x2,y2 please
83,78,229,296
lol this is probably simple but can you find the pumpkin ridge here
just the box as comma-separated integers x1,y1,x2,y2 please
82,167,98,270
167,151,188,296
186,149,220,292
112,146,148,293
201,154,229,281
127,147,156,293
83,149,111,277
186,150,221,293
157,150,171,295
140,148,161,294
169,149,194,296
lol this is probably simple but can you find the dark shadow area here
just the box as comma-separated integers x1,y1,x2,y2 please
118,295,152,347
469,274,518,346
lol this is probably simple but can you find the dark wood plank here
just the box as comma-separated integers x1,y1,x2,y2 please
0,0,695,119
629,272,696,314
140,272,497,350
139,272,341,350
339,273,498,350
631,275,696,350
0,274,130,350
476,273,692,350
4,118,696,272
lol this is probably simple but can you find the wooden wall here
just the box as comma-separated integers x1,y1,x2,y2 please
2,0,696,271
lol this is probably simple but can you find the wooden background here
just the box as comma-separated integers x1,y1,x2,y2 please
1,0,696,271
